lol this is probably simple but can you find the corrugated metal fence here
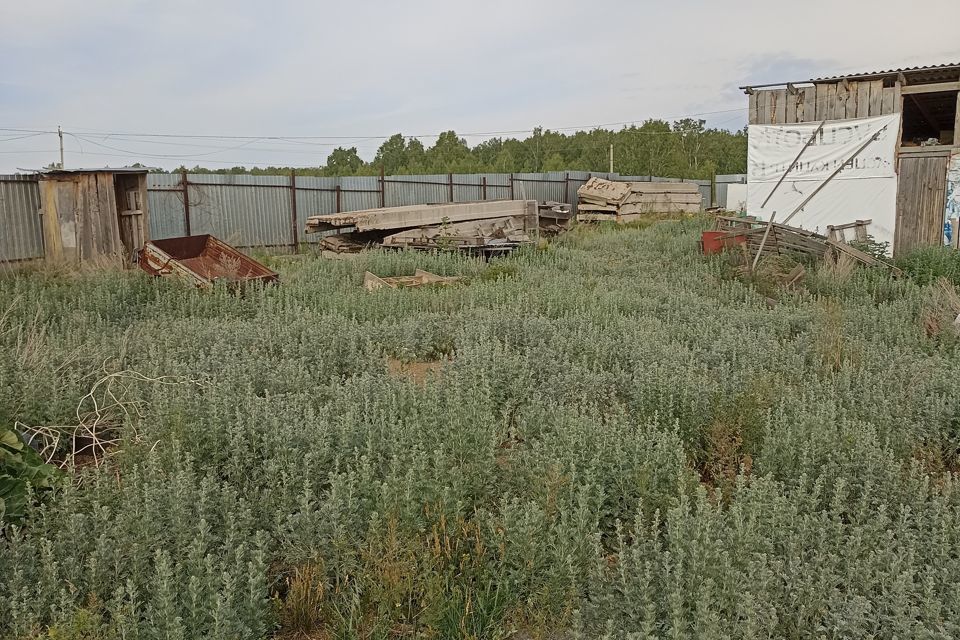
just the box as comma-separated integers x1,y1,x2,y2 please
0,175,43,262
1,171,713,262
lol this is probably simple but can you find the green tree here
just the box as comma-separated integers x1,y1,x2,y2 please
324,147,364,176
373,134,410,175
172,121,748,179
427,131,474,173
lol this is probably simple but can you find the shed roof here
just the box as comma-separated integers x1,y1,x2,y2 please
37,166,149,176
742,61,960,92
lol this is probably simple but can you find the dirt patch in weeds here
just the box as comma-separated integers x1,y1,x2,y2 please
386,357,446,385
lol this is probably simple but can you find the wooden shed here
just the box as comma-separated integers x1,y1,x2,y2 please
38,167,149,267
743,62,960,254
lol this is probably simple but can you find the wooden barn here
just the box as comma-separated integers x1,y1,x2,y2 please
742,62,960,255
38,167,150,267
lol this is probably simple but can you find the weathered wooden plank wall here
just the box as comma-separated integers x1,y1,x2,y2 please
39,173,125,264
749,80,903,124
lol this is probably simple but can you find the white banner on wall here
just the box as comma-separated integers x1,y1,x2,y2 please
747,114,900,247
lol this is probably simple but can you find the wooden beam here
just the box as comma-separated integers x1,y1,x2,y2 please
897,145,952,157
909,94,942,132
901,81,960,95
897,72,908,87
752,212,777,272
955,80,960,147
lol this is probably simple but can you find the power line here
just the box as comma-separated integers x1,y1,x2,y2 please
70,133,382,153
0,107,749,170
0,106,747,144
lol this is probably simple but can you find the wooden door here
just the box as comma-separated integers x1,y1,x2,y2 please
895,153,948,255
38,177,80,262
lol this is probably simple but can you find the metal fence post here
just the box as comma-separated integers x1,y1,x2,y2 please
509,173,515,200
289,170,299,253
335,184,342,213
482,176,487,201
180,168,191,236
564,172,570,205
379,166,386,208
448,173,454,203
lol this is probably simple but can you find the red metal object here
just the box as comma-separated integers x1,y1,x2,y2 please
701,230,746,254
139,235,278,287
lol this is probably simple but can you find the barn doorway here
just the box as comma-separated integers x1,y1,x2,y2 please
900,91,957,147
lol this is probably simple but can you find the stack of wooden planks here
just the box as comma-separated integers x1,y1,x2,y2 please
304,200,540,256
576,177,702,223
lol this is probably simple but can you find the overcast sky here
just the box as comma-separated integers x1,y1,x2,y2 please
1,0,957,172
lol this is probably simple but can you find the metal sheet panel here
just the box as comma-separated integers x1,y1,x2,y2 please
451,174,483,203
185,174,290,249
295,176,337,243
0,175,43,262
476,173,512,201
511,172,566,205
147,173,187,239
339,176,379,212
384,174,449,207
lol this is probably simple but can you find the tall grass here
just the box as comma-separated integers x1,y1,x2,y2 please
3,223,960,638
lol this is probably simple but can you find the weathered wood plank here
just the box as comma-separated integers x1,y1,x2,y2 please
868,80,883,116
80,175,96,260
901,81,960,95
815,85,828,121
772,89,787,124
748,92,758,125
881,86,895,114
801,86,816,123
835,81,849,119
759,90,772,124
856,82,870,118
845,81,860,119
785,87,798,124
825,84,838,120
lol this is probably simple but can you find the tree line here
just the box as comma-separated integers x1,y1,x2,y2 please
171,119,747,180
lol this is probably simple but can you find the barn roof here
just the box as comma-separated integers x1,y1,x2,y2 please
813,62,960,83
741,61,960,92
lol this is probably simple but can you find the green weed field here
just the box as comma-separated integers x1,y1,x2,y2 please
3,221,960,639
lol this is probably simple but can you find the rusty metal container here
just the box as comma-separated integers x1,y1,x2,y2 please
700,230,746,255
139,234,278,287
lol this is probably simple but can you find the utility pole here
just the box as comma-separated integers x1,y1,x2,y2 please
609,143,614,174
58,126,64,169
